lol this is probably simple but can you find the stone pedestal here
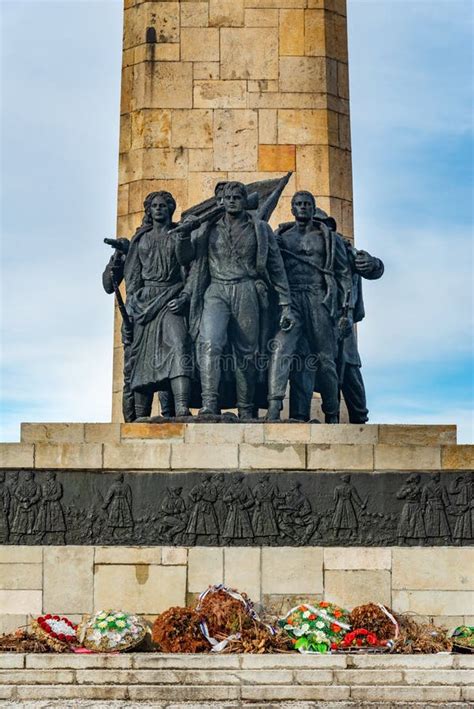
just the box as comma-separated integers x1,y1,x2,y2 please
1,423,472,635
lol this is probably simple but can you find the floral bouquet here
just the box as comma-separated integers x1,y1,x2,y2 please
279,602,350,654
337,627,389,651
31,614,77,652
451,626,474,653
77,610,147,652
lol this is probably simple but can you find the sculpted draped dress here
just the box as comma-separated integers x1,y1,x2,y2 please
125,229,192,393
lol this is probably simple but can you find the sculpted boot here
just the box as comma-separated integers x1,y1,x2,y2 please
265,399,282,421
170,376,191,417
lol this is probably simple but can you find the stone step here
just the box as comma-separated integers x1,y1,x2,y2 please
0,654,472,704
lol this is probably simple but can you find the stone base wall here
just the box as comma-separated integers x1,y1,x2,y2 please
1,544,473,635
1,422,472,633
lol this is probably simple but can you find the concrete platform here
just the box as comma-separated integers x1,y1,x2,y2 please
0,652,472,706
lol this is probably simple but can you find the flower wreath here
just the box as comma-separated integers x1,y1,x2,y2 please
77,610,147,653
31,615,77,652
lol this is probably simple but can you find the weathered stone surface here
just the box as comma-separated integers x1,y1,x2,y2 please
0,589,42,614
392,548,474,591
258,109,278,143
103,441,171,469
171,443,239,469
393,589,472,616
296,144,330,194
134,62,193,110
242,685,350,700
374,444,441,470
121,422,184,439
324,547,391,570
180,2,209,28
119,147,188,182
84,423,121,444
94,564,186,613
278,109,338,146
194,80,248,109
239,443,306,469
161,547,187,565
134,42,181,63
123,3,179,49
304,8,325,56
279,56,335,94
188,547,224,592
188,147,214,171
0,443,33,468
21,423,85,444
171,109,213,148
221,28,279,80
94,547,162,564
0,563,42,590
35,443,102,469
324,569,391,608
307,444,373,470
279,9,304,55
0,616,28,635
311,424,379,444
213,109,258,170
350,686,461,702
209,0,244,27
442,444,474,469
258,144,296,171
184,423,244,444
332,669,404,684
0,547,42,563
193,61,220,81
378,424,456,446
0,653,25,668
26,654,133,668
44,547,94,614
263,423,311,443
224,547,261,599
248,79,279,92
244,8,279,26
130,109,171,149
262,547,323,594
181,28,220,62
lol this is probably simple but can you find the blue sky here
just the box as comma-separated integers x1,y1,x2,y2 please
1,0,473,442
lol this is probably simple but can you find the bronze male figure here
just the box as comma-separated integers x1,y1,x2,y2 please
266,191,352,423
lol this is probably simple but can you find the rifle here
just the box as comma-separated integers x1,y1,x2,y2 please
104,238,132,335
336,288,351,385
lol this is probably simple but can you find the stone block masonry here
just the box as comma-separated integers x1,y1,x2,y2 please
113,0,353,420
1,545,473,633
0,653,472,705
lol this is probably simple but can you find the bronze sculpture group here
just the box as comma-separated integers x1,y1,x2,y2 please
103,178,384,423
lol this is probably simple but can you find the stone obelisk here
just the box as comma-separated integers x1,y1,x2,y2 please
112,0,353,420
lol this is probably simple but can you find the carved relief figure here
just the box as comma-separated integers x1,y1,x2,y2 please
277,481,319,545
252,474,279,542
449,475,473,542
332,474,366,539
185,474,219,544
421,473,451,542
213,472,228,536
396,473,426,544
222,473,254,543
34,471,66,544
10,471,41,541
267,191,353,423
0,472,10,543
158,486,188,544
7,471,18,529
102,474,133,540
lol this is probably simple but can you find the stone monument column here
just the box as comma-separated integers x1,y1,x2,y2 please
112,0,353,420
